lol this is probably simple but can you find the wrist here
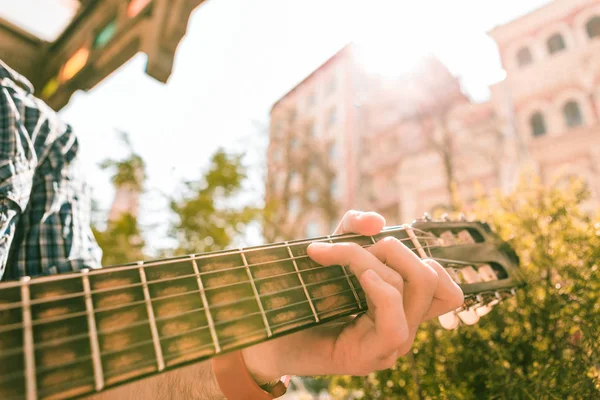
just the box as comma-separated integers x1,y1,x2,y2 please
241,345,282,385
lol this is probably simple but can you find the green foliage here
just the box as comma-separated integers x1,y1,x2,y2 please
168,148,258,255
93,213,145,266
328,174,600,399
99,130,146,191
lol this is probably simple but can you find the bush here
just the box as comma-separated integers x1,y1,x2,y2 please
328,175,600,399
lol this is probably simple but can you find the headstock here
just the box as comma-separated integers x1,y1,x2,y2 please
410,214,523,329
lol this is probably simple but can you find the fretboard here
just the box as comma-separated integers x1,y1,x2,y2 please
0,226,425,400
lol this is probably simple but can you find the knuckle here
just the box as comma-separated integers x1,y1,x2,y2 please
389,328,409,349
418,264,439,284
380,236,401,249
387,272,404,290
342,241,363,253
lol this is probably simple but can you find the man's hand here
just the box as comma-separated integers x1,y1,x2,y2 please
242,210,464,383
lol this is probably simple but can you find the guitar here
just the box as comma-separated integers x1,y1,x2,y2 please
0,216,523,400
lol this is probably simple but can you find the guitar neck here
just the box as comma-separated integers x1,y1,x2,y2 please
0,226,425,400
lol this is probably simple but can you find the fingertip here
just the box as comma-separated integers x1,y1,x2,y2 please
357,212,386,236
306,241,331,260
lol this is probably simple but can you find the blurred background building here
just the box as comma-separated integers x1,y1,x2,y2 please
266,0,600,238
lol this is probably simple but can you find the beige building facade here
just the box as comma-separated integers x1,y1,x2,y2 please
267,0,600,238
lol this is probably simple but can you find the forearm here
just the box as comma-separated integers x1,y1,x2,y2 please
86,361,225,400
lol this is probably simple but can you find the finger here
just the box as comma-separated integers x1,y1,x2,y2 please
368,237,438,345
307,241,403,291
333,210,386,235
421,259,464,320
358,269,408,358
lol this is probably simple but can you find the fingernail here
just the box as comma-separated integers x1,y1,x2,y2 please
363,269,380,282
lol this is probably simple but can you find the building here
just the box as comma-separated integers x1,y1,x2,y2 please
488,0,600,210
267,0,600,236
266,45,365,240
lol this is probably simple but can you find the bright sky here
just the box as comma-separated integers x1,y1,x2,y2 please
9,0,553,253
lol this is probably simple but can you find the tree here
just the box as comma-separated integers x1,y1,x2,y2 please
168,148,258,255
93,130,146,265
263,107,339,242
327,174,600,399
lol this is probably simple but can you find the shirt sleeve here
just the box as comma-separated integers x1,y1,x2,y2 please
0,83,38,280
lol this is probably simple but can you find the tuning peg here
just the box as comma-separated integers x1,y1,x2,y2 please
441,213,450,221
415,214,431,223
459,266,482,283
438,311,460,330
478,264,498,281
475,304,493,316
445,267,462,284
459,213,467,221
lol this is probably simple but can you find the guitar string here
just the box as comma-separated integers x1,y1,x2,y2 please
0,234,437,312
0,259,375,333
1,270,510,389
0,236,440,320
15,225,432,288
0,271,367,354
0,252,491,360
20,287,521,398
31,300,369,398
0,294,369,387
0,239,442,337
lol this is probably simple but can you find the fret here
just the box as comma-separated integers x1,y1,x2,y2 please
245,245,317,335
286,242,358,320
81,269,104,391
30,273,93,399
327,235,362,311
142,258,215,367
240,250,272,337
0,285,25,398
191,257,221,354
284,242,320,323
404,225,428,258
373,227,421,257
21,277,37,400
138,266,165,372
195,252,267,350
90,268,157,386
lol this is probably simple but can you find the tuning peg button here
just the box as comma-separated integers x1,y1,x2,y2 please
458,309,480,325
438,311,460,330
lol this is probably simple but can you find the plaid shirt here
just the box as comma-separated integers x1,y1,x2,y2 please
0,60,102,280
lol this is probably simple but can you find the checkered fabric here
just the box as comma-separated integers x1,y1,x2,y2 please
0,60,102,280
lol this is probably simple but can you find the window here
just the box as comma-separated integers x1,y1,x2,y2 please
586,16,600,39
328,142,338,159
330,178,338,198
328,76,337,94
328,108,337,127
288,197,300,216
308,123,317,137
307,92,316,107
307,189,319,203
547,33,566,54
305,221,319,238
516,47,533,67
290,136,298,149
530,112,547,136
563,101,584,128
289,171,299,187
